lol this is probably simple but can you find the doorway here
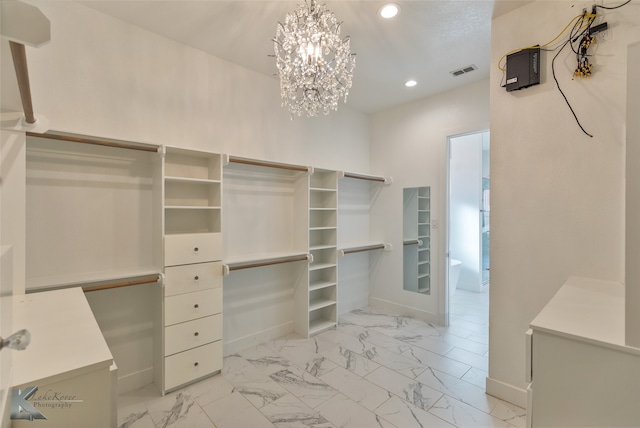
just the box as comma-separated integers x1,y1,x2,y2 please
447,130,490,327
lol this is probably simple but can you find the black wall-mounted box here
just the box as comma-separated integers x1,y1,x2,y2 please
506,46,540,92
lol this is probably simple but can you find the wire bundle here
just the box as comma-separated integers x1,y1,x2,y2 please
498,0,632,138
574,34,596,78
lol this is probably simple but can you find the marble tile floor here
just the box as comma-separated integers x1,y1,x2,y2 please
118,290,526,428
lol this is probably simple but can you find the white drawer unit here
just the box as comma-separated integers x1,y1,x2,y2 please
164,341,223,391
164,232,222,267
164,261,222,296
164,287,222,326
164,314,222,356
527,277,640,427
160,148,224,394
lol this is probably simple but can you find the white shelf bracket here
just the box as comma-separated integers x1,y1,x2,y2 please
337,249,346,257
222,264,230,276
307,253,314,263
337,170,345,179
222,153,230,167
384,177,393,185
306,166,314,176
384,243,393,252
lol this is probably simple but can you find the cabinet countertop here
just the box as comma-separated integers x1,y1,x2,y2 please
9,287,114,388
530,276,640,355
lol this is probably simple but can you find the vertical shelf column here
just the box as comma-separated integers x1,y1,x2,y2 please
160,147,223,393
417,187,431,294
307,169,338,335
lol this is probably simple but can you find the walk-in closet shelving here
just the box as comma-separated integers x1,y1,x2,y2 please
159,146,224,393
25,133,163,292
417,187,431,293
24,131,165,395
306,168,339,335
223,155,311,350
403,186,431,294
222,157,310,267
336,171,391,314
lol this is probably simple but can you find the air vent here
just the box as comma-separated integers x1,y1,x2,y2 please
450,64,477,77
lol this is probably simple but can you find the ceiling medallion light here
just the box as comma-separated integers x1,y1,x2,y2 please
273,0,356,117
405,80,417,87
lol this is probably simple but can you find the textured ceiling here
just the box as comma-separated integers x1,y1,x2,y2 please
79,0,529,114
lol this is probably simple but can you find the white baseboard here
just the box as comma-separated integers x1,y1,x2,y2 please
117,366,154,395
224,321,294,356
369,297,440,324
486,376,528,409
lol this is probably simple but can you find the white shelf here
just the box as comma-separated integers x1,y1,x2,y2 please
309,262,336,271
165,205,221,210
305,168,338,337
164,176,220,184
26,266,161,292
309,318,337,335
309,280,336,291
309,298,336,311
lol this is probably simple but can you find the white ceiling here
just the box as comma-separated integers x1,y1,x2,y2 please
78,0,529,115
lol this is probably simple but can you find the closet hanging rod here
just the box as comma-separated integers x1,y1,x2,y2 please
226,254,310,273
82,275,160,293
10,42,36,124
341,244,387,255
404,240,420,246
342,172,387,183
227,155,310,173
26,132,159,153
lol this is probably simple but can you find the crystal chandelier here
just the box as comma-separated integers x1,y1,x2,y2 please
273,0,356,117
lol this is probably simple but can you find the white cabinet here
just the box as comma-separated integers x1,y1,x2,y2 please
8,288,116,428
403,186,430,294
307,169,338,335
160,147,223,393
527,277,640,427
417,187,431,293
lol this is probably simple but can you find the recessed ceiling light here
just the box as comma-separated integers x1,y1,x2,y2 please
379,3,400,19
405,80,417,87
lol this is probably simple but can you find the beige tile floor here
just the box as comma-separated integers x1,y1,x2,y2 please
118,288,526,428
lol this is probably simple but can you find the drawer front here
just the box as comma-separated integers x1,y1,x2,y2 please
165,262,222,297
164,314,222,356
164,341,222,391
164,288,222,326
164,233,222,266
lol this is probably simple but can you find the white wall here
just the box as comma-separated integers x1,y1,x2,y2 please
490,1,640,406
370,79,490,323
1,1,370,173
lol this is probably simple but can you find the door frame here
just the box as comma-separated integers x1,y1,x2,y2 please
444,129,489,326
